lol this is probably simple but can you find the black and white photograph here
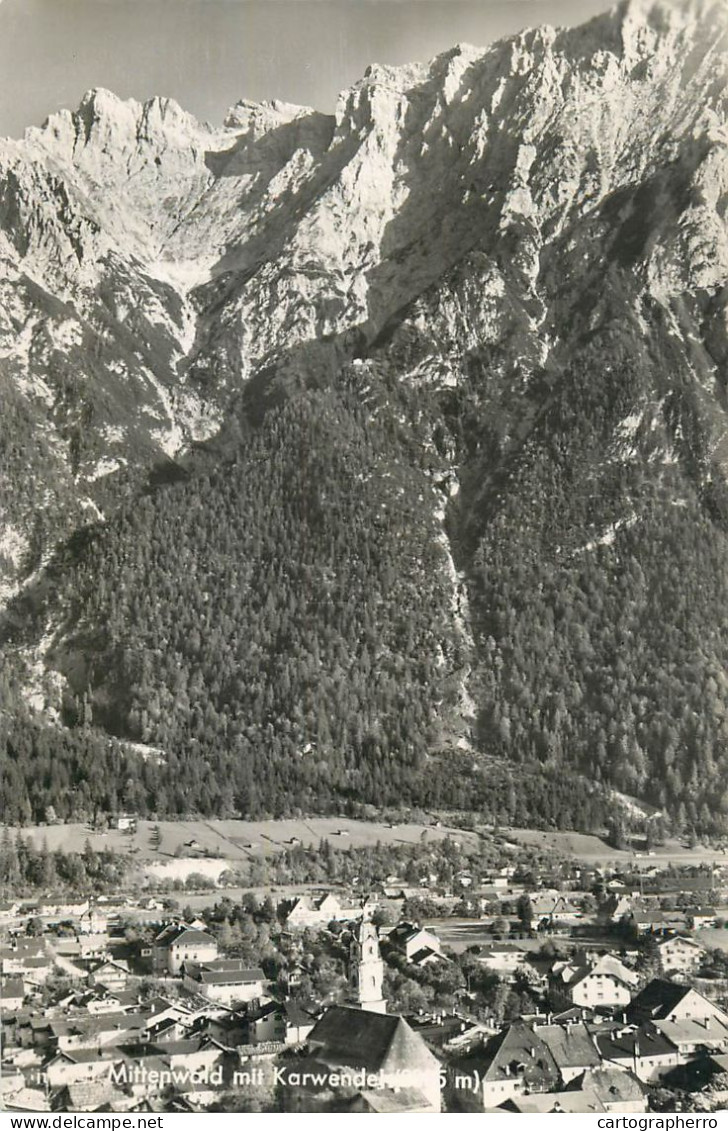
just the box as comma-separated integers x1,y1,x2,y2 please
1,0,728,1119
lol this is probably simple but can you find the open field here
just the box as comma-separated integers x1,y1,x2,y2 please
696,928,728,953
506,827,728,868
7,817,727,874
429,919,619,955
5,816,482,870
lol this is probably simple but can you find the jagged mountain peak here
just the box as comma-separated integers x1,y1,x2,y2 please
26,85,215,165
223,97,322,131
2,0,728,830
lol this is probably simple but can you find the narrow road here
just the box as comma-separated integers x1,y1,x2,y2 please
46,940,87,979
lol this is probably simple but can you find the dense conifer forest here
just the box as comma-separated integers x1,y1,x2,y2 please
4,334,728,836
2,2,728,837
1,381,612,830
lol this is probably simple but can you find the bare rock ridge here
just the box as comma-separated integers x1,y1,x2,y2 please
1,0,728,828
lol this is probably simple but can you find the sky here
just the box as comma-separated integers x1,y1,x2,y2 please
0,0,616,138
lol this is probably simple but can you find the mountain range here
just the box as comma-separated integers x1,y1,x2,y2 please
1,0,727,833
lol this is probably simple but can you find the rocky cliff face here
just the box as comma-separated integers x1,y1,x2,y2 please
2,0,728,827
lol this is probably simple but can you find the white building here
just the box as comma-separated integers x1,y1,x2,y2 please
387,922,444,965
183,960,265,1005
551,954,636,1010
656,936,705,974
153,923,218,975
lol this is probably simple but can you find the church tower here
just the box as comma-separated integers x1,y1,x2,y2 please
348,915,387,1014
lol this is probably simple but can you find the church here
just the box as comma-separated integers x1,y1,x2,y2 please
278,917,442,1112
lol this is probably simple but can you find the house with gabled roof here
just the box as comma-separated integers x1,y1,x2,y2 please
141,996,191,1029
281,892,355,929
476,943,530,982
0,901,22,929
77,904,112,935
627,979,728,1027
594,1024,680,1082
535,1022,602,1084
183,959,265,1005
77,933,112,960
245,999,286,1045
686,907,717,929
549,954,636,1011
77,987,139,1015
346,1087,435,1113
2,976,26,1012
50,1079,130,1113
153,923,218,975
448,1021,560,1110
51,1011,147,1052
45,1049,130,1089
499,1089,607,1113
656,935,705,974
565,1068,647,1113
142,1013,190,1045
651,1014,728,1057
634,910,689,933
598,894,633,924
386,922,444,966
305,1003,442,1112
284,1001,319,1045
1,939,52,983
88,959,130,991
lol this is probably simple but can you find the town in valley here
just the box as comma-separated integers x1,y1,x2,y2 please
3,812,728,1114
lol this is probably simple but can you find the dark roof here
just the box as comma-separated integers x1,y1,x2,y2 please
551,1007,594,1023
565,963,632,990
285,1001,317,1028
48,1049,127,1066
455,1021,560,1089
410,947,441,965
155,924,216,948
524,955,553,977
145,1016,181,1038
349,1088,432,1113
156,1039,210,1056
49,1011,147,1039
185,963,264,986
594,1024,675,1060
309,1005,438,1076
0,940,45,957
314,893,341,910
627,979,693,1023
53,1081,125,1112
388,922,420,946
567,1067,645,1103
2,977,26,999
143,995,178,1014
479,942,529,955
248,1000,281,1022
536,1023,601,1070
503,1091,606,1114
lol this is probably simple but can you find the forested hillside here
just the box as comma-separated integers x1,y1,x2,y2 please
2,0,728,834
